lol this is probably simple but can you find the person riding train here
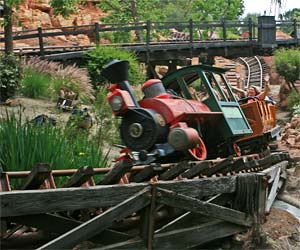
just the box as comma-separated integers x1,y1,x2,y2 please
231,74,272,104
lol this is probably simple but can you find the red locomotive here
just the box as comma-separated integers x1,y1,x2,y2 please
101,60,279,164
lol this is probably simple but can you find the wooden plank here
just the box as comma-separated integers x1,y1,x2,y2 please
154,176,237,198
129,163,164,183
0,183,148,217
37,187,151,249
158,161,190,180
153,220,245,249
20,163,51,190
155,193,234,234
265,167,281,213
98,159,133,185
62,166,94,188
261,161,288,182
181,161,211,179
93,239,147,250
156,188,252,226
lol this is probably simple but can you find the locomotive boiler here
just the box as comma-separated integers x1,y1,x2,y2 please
101,60,279,164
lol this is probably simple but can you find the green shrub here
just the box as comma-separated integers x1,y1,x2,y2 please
275,48,300,85
0,54,22,102
287,90,300,115
287,90,300,109
86,46,145,88
20,69,51,98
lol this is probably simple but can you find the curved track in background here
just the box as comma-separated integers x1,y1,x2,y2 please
237,56,268,89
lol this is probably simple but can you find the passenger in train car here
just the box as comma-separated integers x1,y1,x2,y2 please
232,74,271,103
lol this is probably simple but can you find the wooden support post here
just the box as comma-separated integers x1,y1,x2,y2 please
146,20,151,49
95,22,100,45
292,19,298,39
222,19,227,41
252,173,268,246
139,186,157,249
248,18,253,41
37,27,44,57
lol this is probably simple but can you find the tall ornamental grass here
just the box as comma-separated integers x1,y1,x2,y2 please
0,111,107,174
20,57,95,103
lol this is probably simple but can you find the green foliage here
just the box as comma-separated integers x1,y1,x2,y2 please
21,57,94,103
274,48,300,85
0,111,107,174
49,0,79,17
86,46,145,88
0,54,22,102
287,90,300,115
280,8,300,22
20,69,51,98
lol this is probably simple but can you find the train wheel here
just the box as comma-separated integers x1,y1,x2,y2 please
233,143,241,157
188,137,207,160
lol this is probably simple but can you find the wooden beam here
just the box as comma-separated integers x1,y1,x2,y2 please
158,161,190,180
20,163,51,190
154,193,234,234
37,187,151,249
154,176,237,198
0,183,148,217
95,220,245,249
181,161,211,179
130,164,164,183
98,159,133,185
153,220,245,249
62,166,94,188
92,238,147,250
156,188,252,227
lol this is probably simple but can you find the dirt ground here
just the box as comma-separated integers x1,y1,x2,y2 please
1,96,300,249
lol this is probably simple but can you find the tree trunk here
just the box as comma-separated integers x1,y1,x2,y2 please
130,0,143,42
4,0,13,54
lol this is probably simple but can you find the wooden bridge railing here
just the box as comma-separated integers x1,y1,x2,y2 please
0,18,299,55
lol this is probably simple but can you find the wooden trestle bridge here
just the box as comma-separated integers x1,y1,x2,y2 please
0,151,290,249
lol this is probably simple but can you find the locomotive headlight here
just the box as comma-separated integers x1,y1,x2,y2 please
110,95,124,111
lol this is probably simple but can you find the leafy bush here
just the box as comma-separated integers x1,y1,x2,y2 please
287,90,300,115
21,57,94,103
0,111,107,175
0,54,22,102
274,48,300,84
86,46,145,88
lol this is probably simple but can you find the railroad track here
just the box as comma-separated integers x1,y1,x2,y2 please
1,151,289,191
237,56,268,89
